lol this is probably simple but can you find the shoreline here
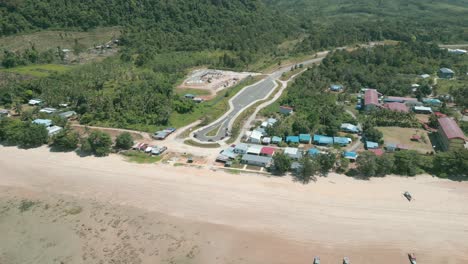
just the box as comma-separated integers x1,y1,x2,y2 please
0,146,467,263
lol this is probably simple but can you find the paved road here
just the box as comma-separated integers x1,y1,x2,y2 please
194,53,328,142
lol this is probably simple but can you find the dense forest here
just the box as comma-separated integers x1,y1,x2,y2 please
266,0,468,47
1,0,468,131
319,41,468,95
0,0,294,64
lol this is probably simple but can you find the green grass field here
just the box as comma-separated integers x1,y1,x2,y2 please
0,64,72,77
122,150,162,164
436,78,467,95
168,75,264,129
175,88,211,97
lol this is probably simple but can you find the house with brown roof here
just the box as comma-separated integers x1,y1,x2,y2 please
437,117,466,151
363,89,381,111
383,102,409,113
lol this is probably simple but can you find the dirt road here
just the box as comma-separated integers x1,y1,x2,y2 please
1,146,467,263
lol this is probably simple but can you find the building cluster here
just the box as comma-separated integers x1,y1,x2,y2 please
216,142,328,169
357,88,443,115
32,119,63,136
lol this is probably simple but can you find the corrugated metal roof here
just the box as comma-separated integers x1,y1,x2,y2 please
384,102,409,113
261,147,276,156
366,141,379,149
271,136,282,143
313,134,333,144
241,154,272,164
286,136,299,143
247,145,263,155
32,119,52,126
385,96,417,103
364,89,380,106
438,117,466,140
439,68,454,74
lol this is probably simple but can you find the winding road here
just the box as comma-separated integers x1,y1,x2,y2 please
194,52,329,142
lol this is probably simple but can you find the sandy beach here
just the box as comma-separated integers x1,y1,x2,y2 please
0,146,467,264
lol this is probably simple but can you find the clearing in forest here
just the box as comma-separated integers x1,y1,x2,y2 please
178,68,259,99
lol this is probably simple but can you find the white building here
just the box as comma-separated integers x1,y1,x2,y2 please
46,126,63,136
249,130,263,144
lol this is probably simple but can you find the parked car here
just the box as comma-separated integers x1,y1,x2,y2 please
151,146,167,155
144,146,153,153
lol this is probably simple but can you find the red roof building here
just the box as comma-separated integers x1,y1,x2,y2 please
260,147,276,157
437,117,466,151
434,112,447,118
383,102,409,113
364,89,381,111
369,149,384,156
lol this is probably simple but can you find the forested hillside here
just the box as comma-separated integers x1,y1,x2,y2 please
1,0,293,58
0,0,297,130
265,0,468,50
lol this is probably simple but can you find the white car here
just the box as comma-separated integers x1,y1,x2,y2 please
145,146,153,153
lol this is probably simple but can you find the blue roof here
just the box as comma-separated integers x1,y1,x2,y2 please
313,134,333,145
366,141,379,149
271,136,282,143
330,84,343,91
299,134,311,142
286,136,300,143
334,137,351,145
32,119,52,126
308,148,319,156
343,151,357,158
423,98,441,104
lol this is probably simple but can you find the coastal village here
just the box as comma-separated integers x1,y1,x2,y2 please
4,59,466,177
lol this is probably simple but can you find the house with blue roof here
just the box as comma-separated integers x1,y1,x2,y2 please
366,141,379,149
308,148,319,157
271,136,282,144
333,137,352,146
422,98,442,106
299,134,311,144
286,136,299,144
313,134,334,145
343,151,358,161
330,84,343,92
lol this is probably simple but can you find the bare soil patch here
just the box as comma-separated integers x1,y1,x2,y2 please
178,69,259,99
